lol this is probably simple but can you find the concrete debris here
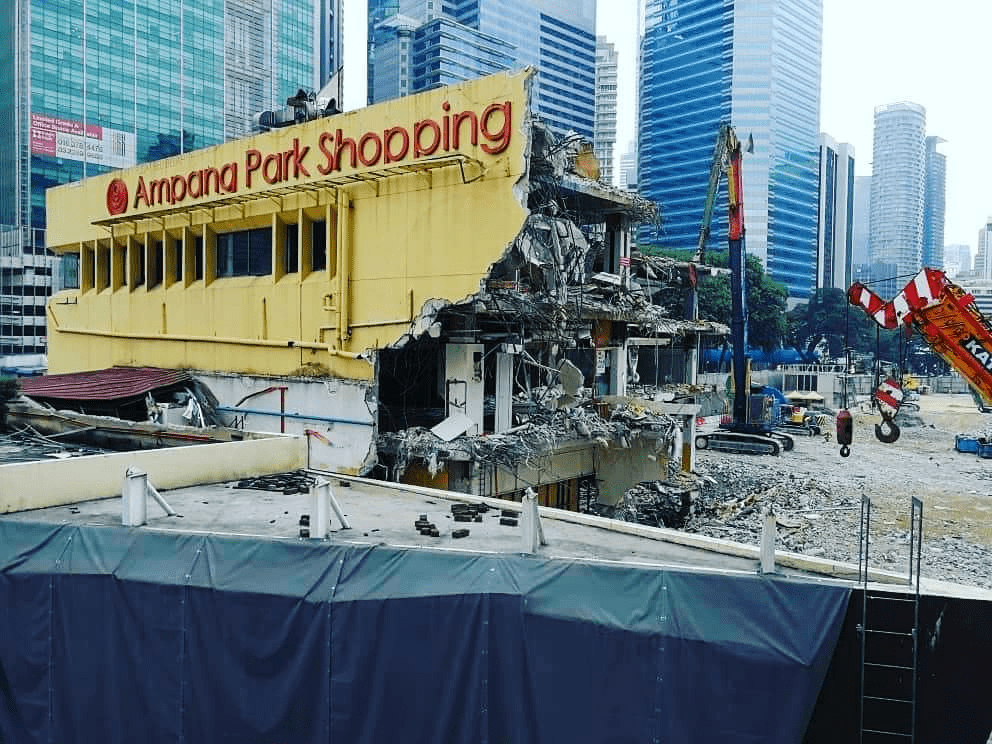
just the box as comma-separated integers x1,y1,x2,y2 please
0,425,110,464
234,470,317,494
665,456,860,555
614,476,699,529
379,403,678,480
509,214,590,298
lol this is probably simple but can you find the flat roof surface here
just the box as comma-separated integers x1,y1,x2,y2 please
6,468,991,599
2,470,803,579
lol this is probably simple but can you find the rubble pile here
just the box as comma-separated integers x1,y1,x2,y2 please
678,458,862,557
614,464,700,528
0,425,110,463
380,403,678,481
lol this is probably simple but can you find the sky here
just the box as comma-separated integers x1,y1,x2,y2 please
596,0,992,253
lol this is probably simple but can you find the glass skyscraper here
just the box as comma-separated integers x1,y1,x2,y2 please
368,0,597,139
0,0,328,359
638,0,822,301
923,135,947,270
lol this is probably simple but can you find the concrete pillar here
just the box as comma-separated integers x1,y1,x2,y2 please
496,352,513,433
681,416,696,472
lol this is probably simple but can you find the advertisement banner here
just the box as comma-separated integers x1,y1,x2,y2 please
30,113,136,169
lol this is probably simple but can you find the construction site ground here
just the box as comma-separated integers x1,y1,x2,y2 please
685,392,992,589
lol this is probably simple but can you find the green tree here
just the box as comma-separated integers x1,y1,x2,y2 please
786,287,903,361
648,249,788,351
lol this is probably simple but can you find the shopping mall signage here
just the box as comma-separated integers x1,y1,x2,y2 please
105,100,513,217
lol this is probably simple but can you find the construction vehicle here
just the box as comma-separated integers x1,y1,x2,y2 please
849,267,992,441
692,124,794,455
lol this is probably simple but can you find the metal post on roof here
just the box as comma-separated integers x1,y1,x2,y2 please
122,467,148,527
759,506,777,574
122,466,178,527
521,488,548,554
309,478,351,539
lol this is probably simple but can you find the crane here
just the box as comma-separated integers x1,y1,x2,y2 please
849,267,992,442
692,124,793,456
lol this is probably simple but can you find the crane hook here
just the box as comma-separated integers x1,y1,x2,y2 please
874,415,900,444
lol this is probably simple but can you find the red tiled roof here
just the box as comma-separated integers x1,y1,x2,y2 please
20,367,193,402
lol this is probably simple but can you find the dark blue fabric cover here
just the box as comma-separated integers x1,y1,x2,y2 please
0,521,850,744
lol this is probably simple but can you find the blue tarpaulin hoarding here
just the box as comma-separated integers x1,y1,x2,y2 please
0,521,850,743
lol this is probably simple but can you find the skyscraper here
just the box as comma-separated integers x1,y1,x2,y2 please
595,37,618,185
1,0,330,359
851,175,871,267
923,135,947,269
976,219,992,280
816,134,855,291
619,141,638,191
368,0,597,139
868,102,927,296
638,0,822,301
943,243,970,277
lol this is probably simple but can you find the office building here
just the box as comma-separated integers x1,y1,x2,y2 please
945,243,972,278
619,141,638,191
851,175,871,266
595,37,618,185
1,0,329,360
368,0,597,139
816,134,855,291
638,0,822,301
868,102,927,296
976,219,992,280
923,136,947,270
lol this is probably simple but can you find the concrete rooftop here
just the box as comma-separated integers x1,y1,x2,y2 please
0,467,875,588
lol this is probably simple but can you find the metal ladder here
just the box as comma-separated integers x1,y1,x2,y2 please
857,495,923,742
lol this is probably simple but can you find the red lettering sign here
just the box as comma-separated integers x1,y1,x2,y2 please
110,99,514,215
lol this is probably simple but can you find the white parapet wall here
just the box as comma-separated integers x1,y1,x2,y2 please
0,435,307,513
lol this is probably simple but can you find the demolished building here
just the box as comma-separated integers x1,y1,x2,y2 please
40,68,726,506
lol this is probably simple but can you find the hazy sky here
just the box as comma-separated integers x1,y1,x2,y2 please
597,0,992,252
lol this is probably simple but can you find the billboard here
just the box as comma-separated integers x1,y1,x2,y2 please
30,113,136,169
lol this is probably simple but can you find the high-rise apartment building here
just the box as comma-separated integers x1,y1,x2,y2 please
595,36,618,185
923,135,947,270
638,0,822,301
868,102,927,296
1,0,330,359
816,134,855,291
368,0,597,139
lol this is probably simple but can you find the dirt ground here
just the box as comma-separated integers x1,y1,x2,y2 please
688,392,992,588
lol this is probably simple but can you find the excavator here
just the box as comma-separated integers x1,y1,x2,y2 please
691,124,794,455
848,267,992,442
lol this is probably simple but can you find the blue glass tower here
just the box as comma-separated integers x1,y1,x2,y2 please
1,0,325,357
369,0,596,139
639,0,822,301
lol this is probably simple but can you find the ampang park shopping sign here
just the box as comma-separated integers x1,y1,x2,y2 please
105,100,513,216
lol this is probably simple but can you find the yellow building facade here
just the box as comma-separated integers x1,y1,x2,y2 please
46,71,529,383
45,69,703,499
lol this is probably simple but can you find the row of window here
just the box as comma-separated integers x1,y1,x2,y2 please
78,222,329,292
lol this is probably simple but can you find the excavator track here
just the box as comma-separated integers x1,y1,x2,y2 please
696,432,780,455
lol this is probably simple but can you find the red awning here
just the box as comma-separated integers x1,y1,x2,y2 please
20,367,193,402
